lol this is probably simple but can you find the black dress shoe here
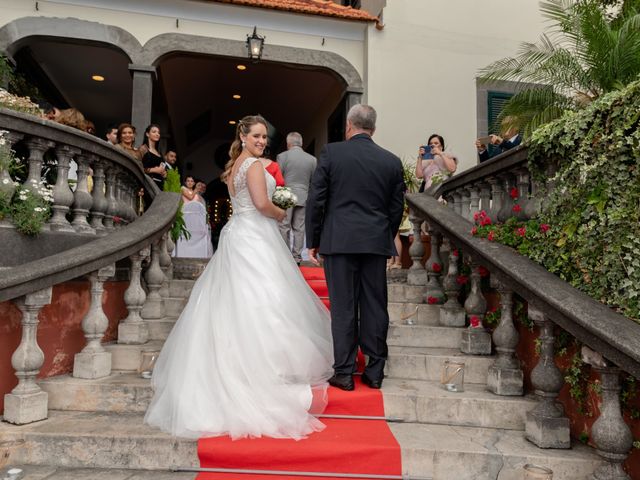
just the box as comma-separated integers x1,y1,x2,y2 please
329,374,354,391
361,374,382,389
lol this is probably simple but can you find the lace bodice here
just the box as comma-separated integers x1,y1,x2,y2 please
230,157,276,214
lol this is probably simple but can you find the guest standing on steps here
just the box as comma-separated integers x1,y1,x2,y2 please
306,104,405,391
278,132,317,265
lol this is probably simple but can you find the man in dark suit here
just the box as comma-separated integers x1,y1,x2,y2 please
306,104,405,391
476,120,522,163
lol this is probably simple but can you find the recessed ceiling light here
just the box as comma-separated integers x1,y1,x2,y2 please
92,75,105,82
232,94,241,99
236,65,247,71
229,120,237,125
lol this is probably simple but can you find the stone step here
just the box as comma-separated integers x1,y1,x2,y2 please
386,346,494,384
38,373,536,432
147,319,177,341
387,324,461,349
168,279,195,298
7,465,196,479
0,411,600,479
388,283,426,304
388,302,441,326
104,341,165,372
163,297,187,317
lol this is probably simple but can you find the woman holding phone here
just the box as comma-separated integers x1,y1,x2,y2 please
415,133,457,194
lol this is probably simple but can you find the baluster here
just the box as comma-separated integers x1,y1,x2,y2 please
478,182,491,215
23,138,52,194
70,153,94,234
50,145,79,232
103,167,117,230
166,234,175,277
90,159,107,235
460,261,491,355
487,177,503,224
439,239,465,327
445,194,455,210
424,226,444,303
123,180,135,222
591,365,633,480
141,239,165,323
158,233,172,298
406,209,428,287
514,168,530,220
487,279,523,395
114,173,127,225
497,174,515,223
118,246,150,344
127,182,138,221
524,175,542,219
73,264,115,379
0,131,22,205
460,189,471,221
4,287,52,424
467,185,480,222
525,306,570,449
452,190,463,217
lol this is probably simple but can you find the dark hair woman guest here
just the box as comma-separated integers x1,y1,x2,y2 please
139,124,165,189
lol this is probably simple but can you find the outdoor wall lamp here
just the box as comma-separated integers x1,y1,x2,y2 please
246,26,265,61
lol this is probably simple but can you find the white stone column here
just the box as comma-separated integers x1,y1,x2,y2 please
73,264,115,379
4,287,52,425
118,246,150,344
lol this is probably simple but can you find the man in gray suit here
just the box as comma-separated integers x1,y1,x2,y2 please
277,132,317,264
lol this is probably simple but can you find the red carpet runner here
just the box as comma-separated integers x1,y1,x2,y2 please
196,267,402,480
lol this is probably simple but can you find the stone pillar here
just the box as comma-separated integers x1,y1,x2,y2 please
129,64,156,140
461,262,491,355
118,247,150,344
158,233,172,298
73,265,115,379
487,177,503,224
49,145,78,232
467,185,480,222
71,153,94,234
591,365,633,480
89,159,107,235
478,182,491,215
4,288,52,425
460,189,471,221
424,227,444,303
525,306,570,449
103,167,118,231
515,168,530,220
166,235,175,277
440,239,465,327
22,138,52,194
487,280,523,395
497,174,516,223
452,191,463,217
406,209,427,287
141,240,165,320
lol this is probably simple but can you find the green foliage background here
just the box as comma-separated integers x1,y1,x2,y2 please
163,169,191,242
527,80,640,321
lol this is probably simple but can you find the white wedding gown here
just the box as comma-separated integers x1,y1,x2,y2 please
144,157,334,439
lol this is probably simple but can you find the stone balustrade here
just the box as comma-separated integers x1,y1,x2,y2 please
0,108,181,425
405,191,640,479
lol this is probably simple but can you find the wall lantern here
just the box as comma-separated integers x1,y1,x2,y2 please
246,26,265,61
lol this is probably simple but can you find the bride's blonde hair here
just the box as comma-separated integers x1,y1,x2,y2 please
221,115,268,183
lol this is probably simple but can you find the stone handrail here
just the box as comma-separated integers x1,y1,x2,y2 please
405,192,638,477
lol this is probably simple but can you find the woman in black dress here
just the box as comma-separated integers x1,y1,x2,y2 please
140,124,165,189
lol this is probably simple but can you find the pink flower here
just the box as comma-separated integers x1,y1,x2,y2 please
540,223,550,233
469,315,482,328
427,296,439,305
487,231,495,241
512,204,522,213
510,187,519,200
432,262,442,273
473,211,481,221
516,226,527,237
480,216,492,226
471,227,478,235
478,266,490,277
456,275,469,285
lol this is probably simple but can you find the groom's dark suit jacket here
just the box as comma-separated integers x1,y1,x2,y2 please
306,133,405,255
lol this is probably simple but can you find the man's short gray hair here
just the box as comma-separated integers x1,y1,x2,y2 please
286,132,303,147
347,104,376,132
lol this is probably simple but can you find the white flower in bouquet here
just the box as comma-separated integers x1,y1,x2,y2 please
272,186,298,209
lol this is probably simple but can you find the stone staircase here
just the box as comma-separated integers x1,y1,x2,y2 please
1,274,603,480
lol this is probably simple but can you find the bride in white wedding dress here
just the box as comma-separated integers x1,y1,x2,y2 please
144,115,334,440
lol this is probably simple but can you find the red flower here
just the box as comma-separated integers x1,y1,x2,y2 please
427,296,439,305
456,275,469,285
512,204,522,213
488,306,497,313
113,216,122,224
480,216,492,226
510,187,519,200
432,262,442,273
471,226,478,235
540,223,550,233
473,211,481,221
478,266,489,277
516,226,527,237
452,249,459,257
487,231,495,241
469,315,482,328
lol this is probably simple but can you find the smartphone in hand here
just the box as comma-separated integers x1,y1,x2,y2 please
421,145,434,160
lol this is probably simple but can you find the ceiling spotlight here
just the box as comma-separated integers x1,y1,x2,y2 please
232,94,241,99
236,65,247,71
92,75,105,82
229,120,237,125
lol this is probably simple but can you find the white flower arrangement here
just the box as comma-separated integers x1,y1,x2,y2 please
272,186,298,209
